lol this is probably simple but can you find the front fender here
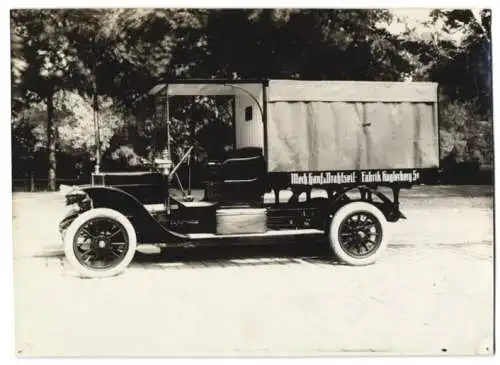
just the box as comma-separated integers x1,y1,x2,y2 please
77,186,186,243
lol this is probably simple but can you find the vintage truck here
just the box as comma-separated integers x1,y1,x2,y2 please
59,79,439,277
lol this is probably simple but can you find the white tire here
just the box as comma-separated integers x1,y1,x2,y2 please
64,208,137,278
329,202,388,266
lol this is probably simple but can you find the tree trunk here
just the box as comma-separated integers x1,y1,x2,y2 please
47,91,57,191
30,172,34,192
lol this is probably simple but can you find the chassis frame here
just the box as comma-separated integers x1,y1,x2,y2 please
60,175,406,246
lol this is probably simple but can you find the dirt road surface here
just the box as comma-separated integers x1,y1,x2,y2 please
12,186,494,356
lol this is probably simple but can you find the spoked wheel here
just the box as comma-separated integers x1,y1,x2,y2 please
64,208,137,278
329,202,387,266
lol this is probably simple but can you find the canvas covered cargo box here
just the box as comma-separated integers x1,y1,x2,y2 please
265,80,439,173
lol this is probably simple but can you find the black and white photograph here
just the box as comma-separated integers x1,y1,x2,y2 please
8,4,494,358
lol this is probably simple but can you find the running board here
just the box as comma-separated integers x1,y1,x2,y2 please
186,228,325,240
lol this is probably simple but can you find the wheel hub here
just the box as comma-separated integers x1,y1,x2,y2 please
92,236,109,250
356,231,366,240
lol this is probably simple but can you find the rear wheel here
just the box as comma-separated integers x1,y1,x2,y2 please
329,202,387,266
64,208,137,278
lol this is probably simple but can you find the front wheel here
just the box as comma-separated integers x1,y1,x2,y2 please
329,202,388,266
64,208,137,278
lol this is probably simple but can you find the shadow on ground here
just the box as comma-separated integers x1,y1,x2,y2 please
132,237,339,268
32,237,339,268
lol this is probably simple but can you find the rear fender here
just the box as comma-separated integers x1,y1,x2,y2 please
329,185,405,223
78,186,186,243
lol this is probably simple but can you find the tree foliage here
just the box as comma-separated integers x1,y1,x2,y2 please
11,8,493,187
430,9,492,116
13,90,124,156
439,100,485,161
197,9,410,80
11,9,100,189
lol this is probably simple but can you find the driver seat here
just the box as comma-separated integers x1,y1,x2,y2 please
205,147,266,207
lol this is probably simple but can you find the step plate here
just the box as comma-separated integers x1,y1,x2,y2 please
186,228,324,240
144,204,166,214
